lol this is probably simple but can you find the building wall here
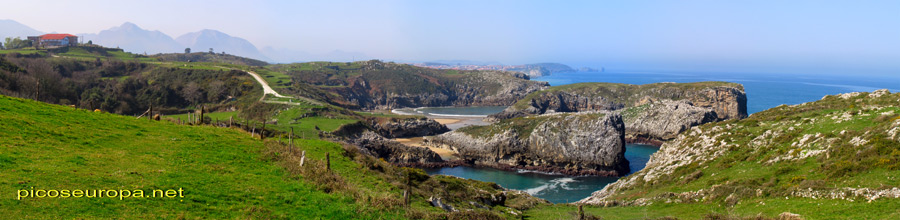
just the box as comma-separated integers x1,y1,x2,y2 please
66,36,78,46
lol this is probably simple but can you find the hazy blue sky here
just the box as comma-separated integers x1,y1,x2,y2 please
2,0,899,75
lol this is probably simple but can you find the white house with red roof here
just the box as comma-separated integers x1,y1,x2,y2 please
27,34,78,48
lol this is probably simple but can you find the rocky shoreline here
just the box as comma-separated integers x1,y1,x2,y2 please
624,136,664,147
425,112,630,177
396,160,623,177
341,82,748,178
490,82,747,143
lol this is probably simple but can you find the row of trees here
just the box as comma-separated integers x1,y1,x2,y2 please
2,37,33,50
0,54,259,114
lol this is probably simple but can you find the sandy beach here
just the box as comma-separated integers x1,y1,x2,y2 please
431,116,491,130
393,137,459,161
432,118,461,124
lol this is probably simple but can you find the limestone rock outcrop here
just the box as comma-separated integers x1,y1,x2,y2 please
623,100,719,144
427,112,627,176
348,131,443,164
488,82,747,143
369,117,449,138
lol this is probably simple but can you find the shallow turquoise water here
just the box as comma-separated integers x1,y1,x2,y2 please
423,144,659,204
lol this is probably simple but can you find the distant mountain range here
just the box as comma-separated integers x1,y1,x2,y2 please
81,22,270,61
0,20,272,62
176,29,269,62
0,19,43,41
81,22,183,55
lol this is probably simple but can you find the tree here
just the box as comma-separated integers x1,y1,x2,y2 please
181,82,202,105
87,40,92,45
0,42,4,49
207,81,225,102
4,37,32,49
184,48,191,54
208,48,214,54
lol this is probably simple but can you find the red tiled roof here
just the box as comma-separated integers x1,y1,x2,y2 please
40,34,77,40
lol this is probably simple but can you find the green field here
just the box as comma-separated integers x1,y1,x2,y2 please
266,105,359,139
0,48,47,56
255,68,294,89
0,94,547,219
528,198,900,220
55,47,158,62
164,111,239,122
0,95,400,218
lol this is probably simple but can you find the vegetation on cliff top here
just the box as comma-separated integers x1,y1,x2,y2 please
512,81,743,110
530,90,900,219
458,112,607,139
0,48,261,115
267,60,543,109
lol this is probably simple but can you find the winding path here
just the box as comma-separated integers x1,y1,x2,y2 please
240,69,323,106
245,70,290,99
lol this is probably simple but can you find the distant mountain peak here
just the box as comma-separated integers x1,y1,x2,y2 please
0,19,44,40
84,22,182,54
175,30,269,62
115,22,141,30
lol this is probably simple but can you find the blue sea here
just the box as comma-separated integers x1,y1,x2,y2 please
535,71,900,114
423,71,900,203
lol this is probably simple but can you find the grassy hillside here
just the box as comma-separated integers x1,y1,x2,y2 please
153,52,269,67
528,90,900,219
0,95,546,219
0,95,393,218
267,60,545,109
0,50,262,115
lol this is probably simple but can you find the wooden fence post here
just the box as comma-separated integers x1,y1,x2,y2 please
404,170,411,207
578,204,584,220
300,150,306,167
261,118,266,140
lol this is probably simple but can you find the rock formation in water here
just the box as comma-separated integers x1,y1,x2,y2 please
426,112,627,176
489,82,747,144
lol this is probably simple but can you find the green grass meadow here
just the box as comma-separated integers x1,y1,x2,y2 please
0,95,393,219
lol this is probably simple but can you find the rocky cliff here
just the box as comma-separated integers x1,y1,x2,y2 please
489,82,747,143
579,90,900,211
369,117,449,138
509,63,576,77
275,60,549,110
426,112,628,176
348,131,444,164
622,100,719,145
